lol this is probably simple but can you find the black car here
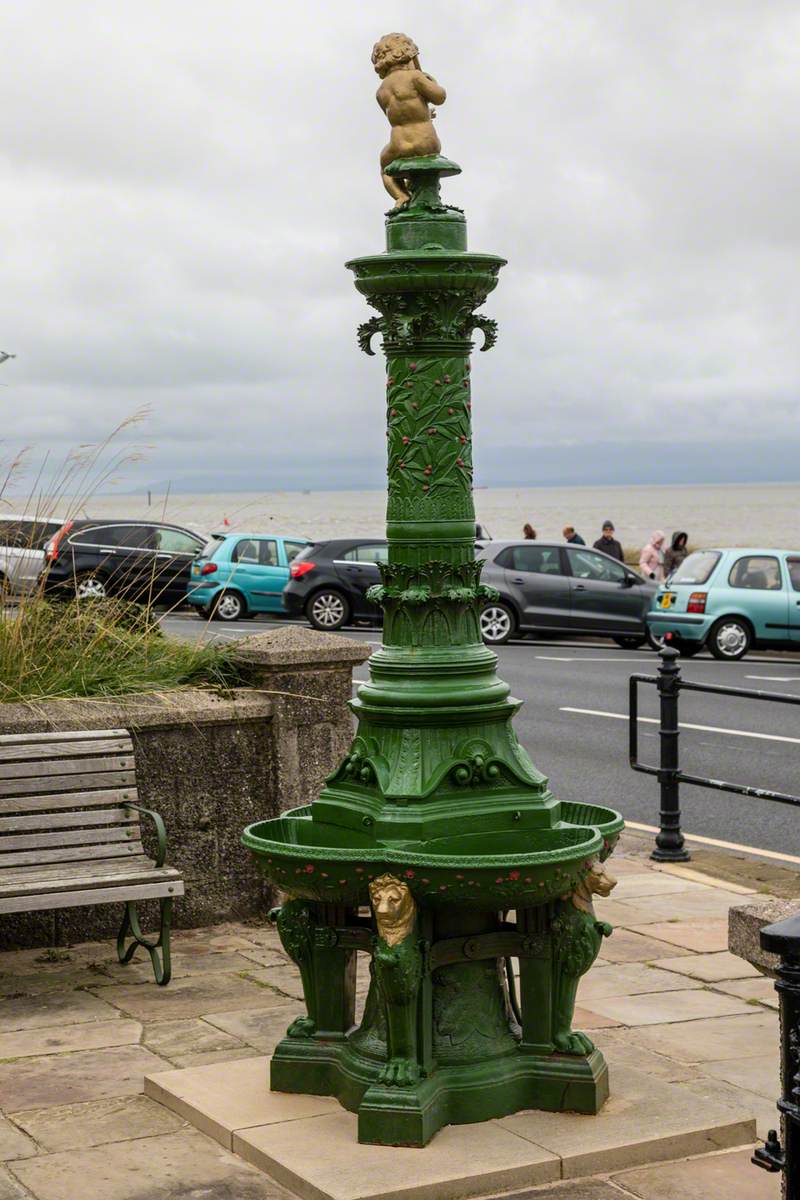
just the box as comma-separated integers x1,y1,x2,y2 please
283,538,388,630
478,541,657,646
41,519,210,607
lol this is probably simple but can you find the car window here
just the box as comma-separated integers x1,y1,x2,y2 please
154,527,203,555
69,524,151,548
343,544,388,564
232,538,259,564
568,547,626,583
788,558,800,592
256,539,278,567
284,540,308,563
728,555,782,591
202,537,222,558
508,545,564,575
670,551,721,585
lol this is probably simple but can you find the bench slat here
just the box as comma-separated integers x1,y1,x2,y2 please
2,856,155,883
0,809,138,833
2,842,145,868
0,755,134,781
0,877,185,914
0,827,140,852
0,729,128,745
0,788,138,814
1,864,181,897
0,771,136,797
0,739,132,763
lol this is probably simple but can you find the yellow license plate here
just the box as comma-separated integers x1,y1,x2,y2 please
659,593,676,609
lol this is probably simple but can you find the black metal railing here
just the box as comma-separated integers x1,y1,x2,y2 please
629,644,800,863
629,645,800,1193
752,913,800,1198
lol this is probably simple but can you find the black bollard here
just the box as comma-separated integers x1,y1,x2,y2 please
650,645,690,863
752,911,800,1197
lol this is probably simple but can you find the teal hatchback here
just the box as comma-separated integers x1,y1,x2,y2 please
187,533,310,621
647,548,800,660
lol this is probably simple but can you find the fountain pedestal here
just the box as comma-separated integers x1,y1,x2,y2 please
243,155,623,1147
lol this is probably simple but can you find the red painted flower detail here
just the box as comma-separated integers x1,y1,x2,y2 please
444,374,451,383
402,435,410,444
508,870,520,880
424,465,432,475
463,379,469,387
434,379,441,385
448,407,454,415
388,377,395,384
399,462,405,468
405,381,413,388
409,362,417,371
421,484,429,492
459,435,466,444
391,408,397,416
495,877,503,884
355,867,364,873
428,427,437,435
405,869,415,879
304,864,315,873
456,457,464,466
411,402,418,409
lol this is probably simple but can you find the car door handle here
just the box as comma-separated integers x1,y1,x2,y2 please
574,583,586,591
511,577,525,584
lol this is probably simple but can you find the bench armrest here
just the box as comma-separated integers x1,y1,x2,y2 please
123,802,169,868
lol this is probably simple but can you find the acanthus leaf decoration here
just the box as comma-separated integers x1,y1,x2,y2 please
358,315,385,356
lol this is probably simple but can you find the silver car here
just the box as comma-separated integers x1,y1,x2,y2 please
0,515,67,594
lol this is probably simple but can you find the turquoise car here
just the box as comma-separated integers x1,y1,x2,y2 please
647,548,800,660
187,532,310,621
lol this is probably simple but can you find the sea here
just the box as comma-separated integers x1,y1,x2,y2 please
38,481,800,552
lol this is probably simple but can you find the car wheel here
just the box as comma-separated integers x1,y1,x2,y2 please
646,627,666,652
613,635,646,650
73,573,108,601
307,589,349,631
480,602,516,645
708,617,751,661
213,591,246,622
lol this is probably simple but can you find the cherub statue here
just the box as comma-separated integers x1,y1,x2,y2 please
368,874,422,1086
550,860,616,1055
372,33,447,209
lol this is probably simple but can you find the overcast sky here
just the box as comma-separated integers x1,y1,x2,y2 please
1,0,798,494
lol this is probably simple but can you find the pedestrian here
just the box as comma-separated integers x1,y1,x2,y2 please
639,530,666,581
664,531,689,576
593,520,623,562
523,523,536,540
562,525,585,545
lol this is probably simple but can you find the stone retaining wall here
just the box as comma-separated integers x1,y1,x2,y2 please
0,625,369,949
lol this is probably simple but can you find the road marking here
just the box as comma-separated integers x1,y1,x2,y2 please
536,656,647,664
561,707,800,746
746,675,800,683
626,821,800,866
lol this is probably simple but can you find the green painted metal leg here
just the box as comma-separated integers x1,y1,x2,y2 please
117,897,173,986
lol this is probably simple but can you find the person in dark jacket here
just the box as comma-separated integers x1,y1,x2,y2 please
664,531,689,576
523,523,536,540
562,525,585,545
593,520,624,562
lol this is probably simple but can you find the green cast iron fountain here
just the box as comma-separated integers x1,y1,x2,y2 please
242,33,623,1147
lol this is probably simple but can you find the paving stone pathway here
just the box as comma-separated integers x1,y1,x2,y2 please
0,833,788,1198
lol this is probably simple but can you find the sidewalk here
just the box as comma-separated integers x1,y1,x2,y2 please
0,831,791,1199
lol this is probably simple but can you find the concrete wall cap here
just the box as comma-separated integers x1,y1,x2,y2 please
232,625,371,667
0,687,274,734
728,898,799,977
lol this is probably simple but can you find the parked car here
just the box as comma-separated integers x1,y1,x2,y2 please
186,533,311,621
282,539,388,630
478,541,657,645
41,519,210,607
0,515,66,595
647,547,800,660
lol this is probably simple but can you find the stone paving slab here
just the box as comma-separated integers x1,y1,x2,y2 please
577,962,703,1001
9,1094,186,1153
711,976,778,1007
203,1004,303,1054
652,950,761,982
624,1010,776,1063
585,987,753,1027
701,1053,779,1100
0,1117,37,1163
141,1016,248,1066
595,929,694,963
626,919,729,952
612,1147,778,1198
497,1064,755,1181
0,1018,141,1060
607,872,713,898
0,989,119,1033
9,1128,291,1200
235,1109,560,1200
0,1167,29,1200
0,1045,169,1110
90,971,292,1020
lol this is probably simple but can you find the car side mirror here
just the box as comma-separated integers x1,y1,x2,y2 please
621,573,636,587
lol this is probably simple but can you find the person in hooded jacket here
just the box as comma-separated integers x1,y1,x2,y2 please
664,531,689,577
639,530,666,581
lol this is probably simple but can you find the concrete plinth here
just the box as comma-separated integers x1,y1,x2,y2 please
145,1056,757,1200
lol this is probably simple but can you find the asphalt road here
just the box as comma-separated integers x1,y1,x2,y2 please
162,613,800,858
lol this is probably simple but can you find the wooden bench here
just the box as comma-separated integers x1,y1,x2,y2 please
0,728,183,984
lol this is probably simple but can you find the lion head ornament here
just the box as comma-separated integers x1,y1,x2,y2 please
368,874,417,946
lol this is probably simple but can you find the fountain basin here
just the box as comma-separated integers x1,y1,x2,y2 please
242,802,622,911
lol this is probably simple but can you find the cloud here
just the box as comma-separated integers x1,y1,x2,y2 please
1,0,798,493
